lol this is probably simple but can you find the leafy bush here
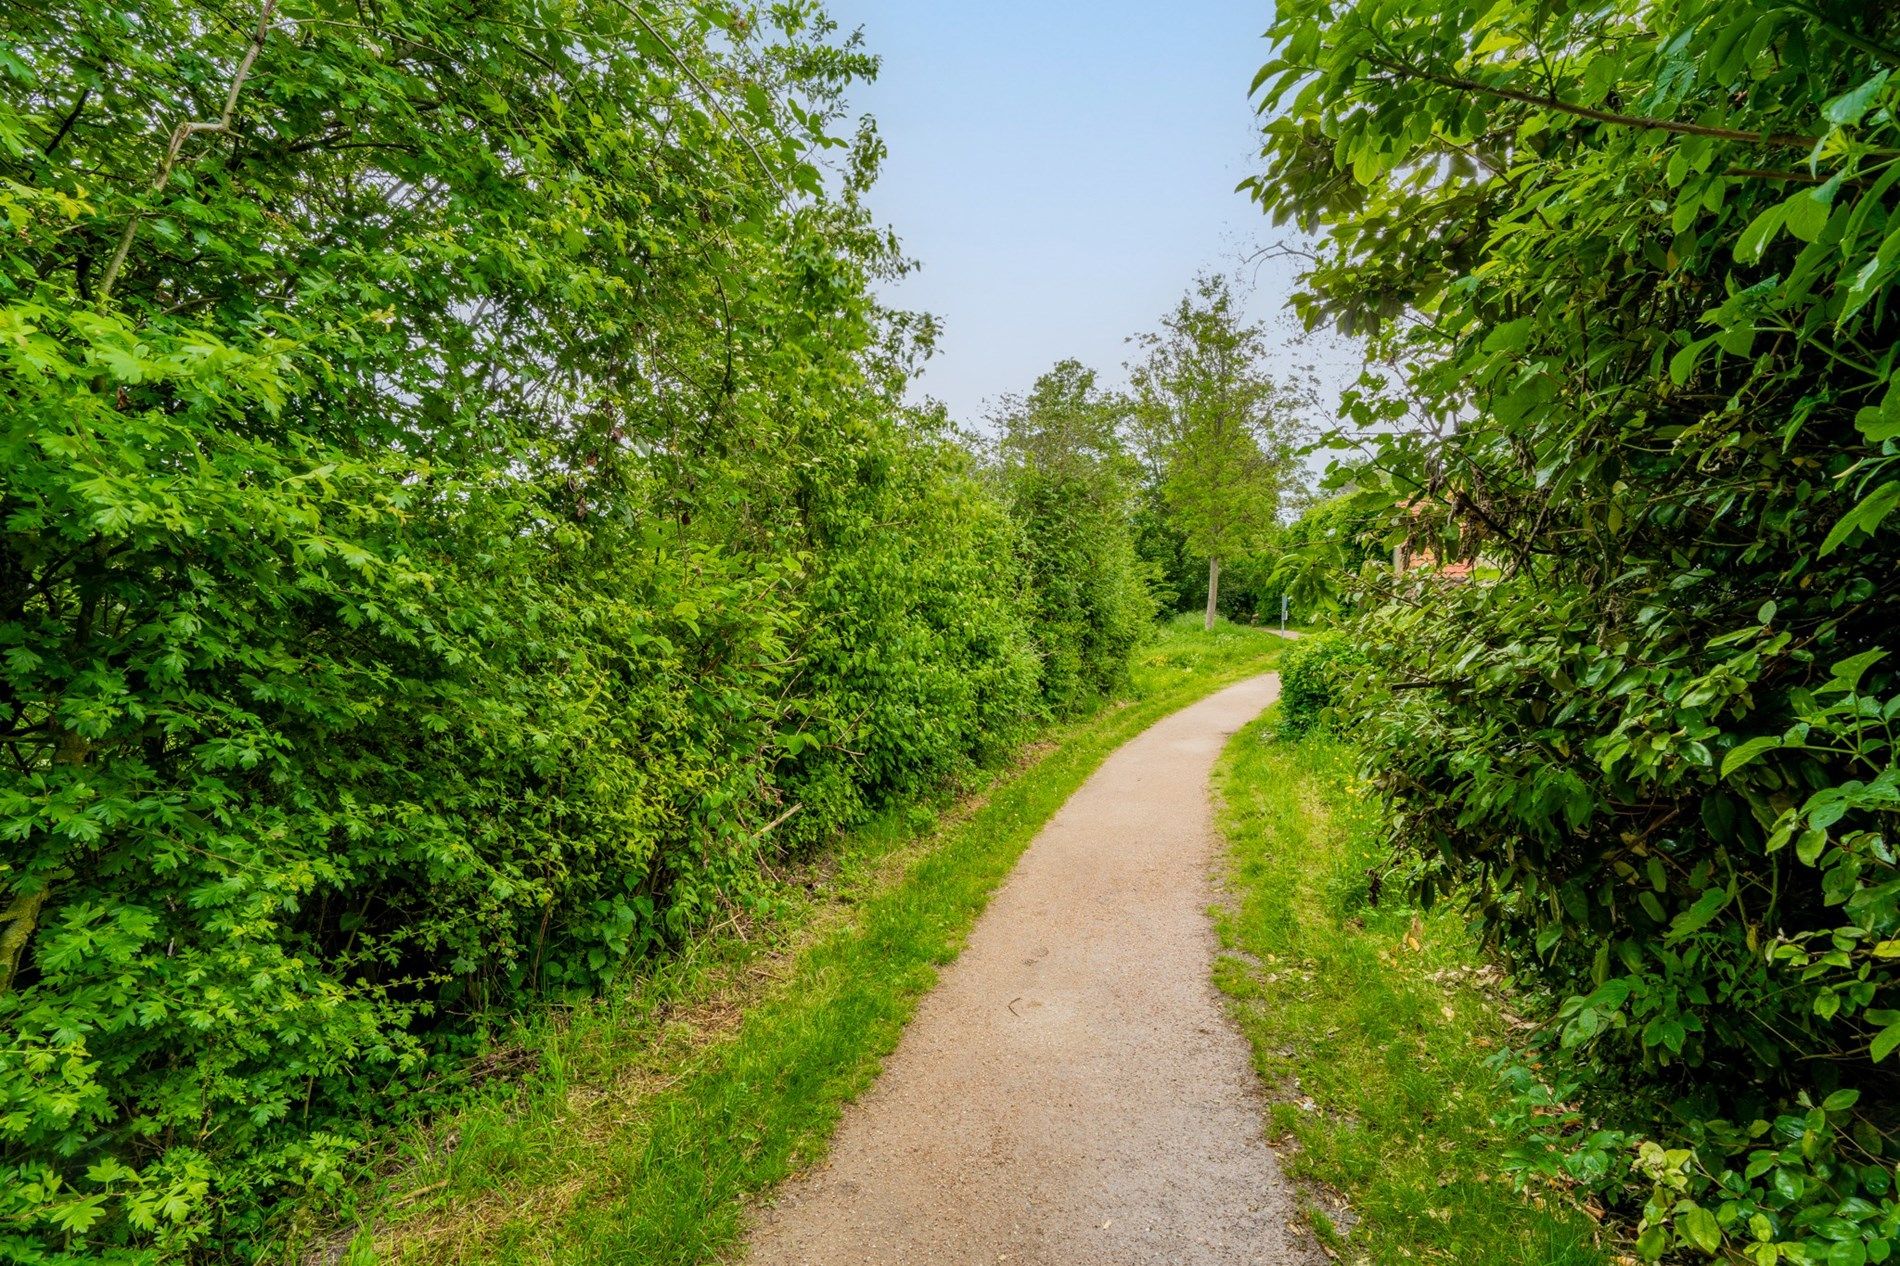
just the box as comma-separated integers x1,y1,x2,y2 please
994,362,1155,714
1255,0,1900,1257
1276,632,1363,738
0,4,1106,1261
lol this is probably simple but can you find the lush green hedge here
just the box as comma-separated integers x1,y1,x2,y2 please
0,4,1131,1260
1257,0,1900,1258
995,363,1155,715
1275,632,1363,738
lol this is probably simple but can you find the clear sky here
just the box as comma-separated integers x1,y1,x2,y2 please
820,0,1333,427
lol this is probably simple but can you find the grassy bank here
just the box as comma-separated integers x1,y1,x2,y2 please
299,617,1288,1265
1211,716,1607,1265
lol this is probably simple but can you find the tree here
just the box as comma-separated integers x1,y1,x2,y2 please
0,3,1062,1258
991,361,1154,711
1253,0,1900,1255
1129,276,1308,629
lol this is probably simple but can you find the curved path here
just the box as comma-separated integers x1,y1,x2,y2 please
747,674,1318,1266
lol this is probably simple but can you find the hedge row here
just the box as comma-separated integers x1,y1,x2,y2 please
0,4,1137,1259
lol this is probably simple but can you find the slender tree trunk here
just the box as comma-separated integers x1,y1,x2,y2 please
1204,556,1221,631
1,727,87,997
0,891,47,997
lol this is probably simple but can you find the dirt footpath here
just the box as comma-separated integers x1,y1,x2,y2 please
747,674,1319,1266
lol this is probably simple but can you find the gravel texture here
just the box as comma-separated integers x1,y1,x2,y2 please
747,673,1320,1265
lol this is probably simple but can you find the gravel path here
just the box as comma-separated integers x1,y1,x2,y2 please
747,674,1319,1266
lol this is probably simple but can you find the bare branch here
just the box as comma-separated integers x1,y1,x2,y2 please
1363,54,1900,158
97,0,278,307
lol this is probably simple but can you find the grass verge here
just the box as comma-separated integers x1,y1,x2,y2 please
298,616,1288,1265
1211,715,1608,1265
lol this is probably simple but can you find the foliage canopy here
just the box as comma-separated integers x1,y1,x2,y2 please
1254,0,1900,1256
991,360,1154,712
0,2,1135,1259
1129,275,1309,627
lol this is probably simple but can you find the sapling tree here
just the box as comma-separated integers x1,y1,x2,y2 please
1129,276,1309,629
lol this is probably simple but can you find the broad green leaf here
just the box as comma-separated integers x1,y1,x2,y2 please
1820,482,1900,556
1857,383,1900,443
1734,203,1787,263
1784,191,1830,244
1824,70,1892,126
1680,1205,1722,1254
1831,649,1888,691
1722,736,1782,777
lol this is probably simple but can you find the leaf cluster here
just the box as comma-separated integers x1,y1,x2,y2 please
1253,0,1900,1257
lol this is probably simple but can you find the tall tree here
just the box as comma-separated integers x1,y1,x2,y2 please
1129,276,1308,629
992,360,1153,711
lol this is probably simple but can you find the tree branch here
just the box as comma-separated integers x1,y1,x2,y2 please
1365,55,1900,157
39,86,92,160
605,0,785,198
97,0,277,308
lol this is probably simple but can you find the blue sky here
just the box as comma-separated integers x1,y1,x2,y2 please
820,1,1334,426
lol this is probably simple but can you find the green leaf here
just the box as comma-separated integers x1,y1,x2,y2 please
1873,1022,1900,1063
1680,1204,1722,1254
1722,736,1782,777
1832,1239,1869,1266
1823,70,1892,127
1856,383,1900,443
1482,317,1534,353
1784,191,1830,244
1714,323,1758,357
1820,481,1900,556
1822,1088,1861,1112
1670,337,1710,384
1830,649,1887,691
1734,203,1787,263
1668,887,1729,940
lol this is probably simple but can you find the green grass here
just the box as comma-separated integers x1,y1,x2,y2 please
1211,716,1607,1266
296,617,1289,1265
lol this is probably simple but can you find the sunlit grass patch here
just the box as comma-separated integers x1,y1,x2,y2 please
1212,718,1607,1266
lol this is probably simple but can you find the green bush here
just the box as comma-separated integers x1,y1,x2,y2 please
1256,0,1900,1257
1275,631,1362,737
0,5,1096,1261
995,362,1156,714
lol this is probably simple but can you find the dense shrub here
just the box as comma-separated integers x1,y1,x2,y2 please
995,362,1155,714
780,418,1044,843
1257,0,1900,1257
1275,632,1363,738
0,4,1093,1260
